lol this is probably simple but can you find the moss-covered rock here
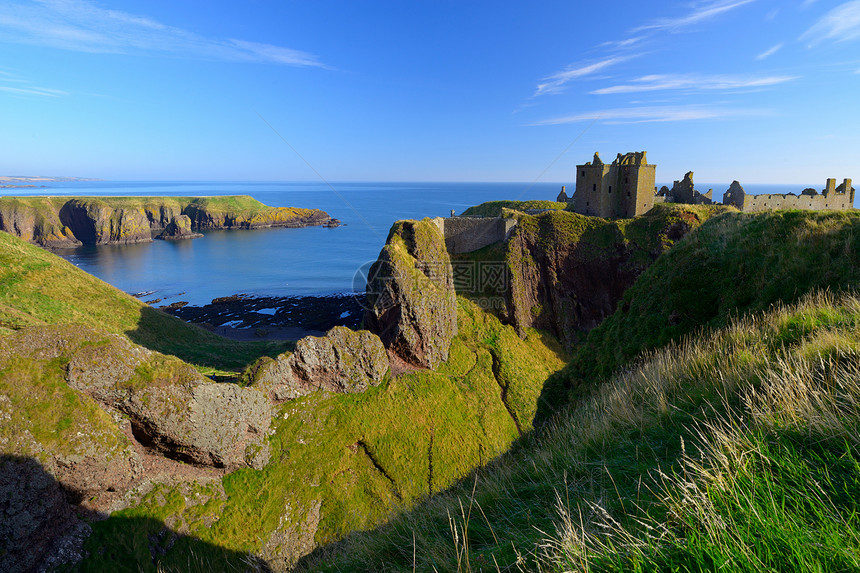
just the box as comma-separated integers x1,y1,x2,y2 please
501,204,728,350
250,326,389,401
364,219,458,369
0,325,273,482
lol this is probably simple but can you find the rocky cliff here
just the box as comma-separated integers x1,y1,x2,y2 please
470,204,730,350
365,219,458,370
0,195,334,248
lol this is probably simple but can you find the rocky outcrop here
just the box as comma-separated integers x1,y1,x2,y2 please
503,206,718,350
364,219,458,370
0,322,278,570
155,214,203,240
0,325,272,480
183,201,332,230
0,196,335,248
59,198,153,246
250,326,389,402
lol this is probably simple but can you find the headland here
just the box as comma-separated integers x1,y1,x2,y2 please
0,195,339,248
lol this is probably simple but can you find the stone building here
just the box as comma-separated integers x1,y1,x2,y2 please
723,178,854,213
568,151,657,218
655,171,713,205
558,151,854,218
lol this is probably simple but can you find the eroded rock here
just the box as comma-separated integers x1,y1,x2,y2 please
1,325,273,480
364,219,458,369
251,326,389,402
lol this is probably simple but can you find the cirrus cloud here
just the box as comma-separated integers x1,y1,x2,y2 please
0,0,328,67
590,73,798,95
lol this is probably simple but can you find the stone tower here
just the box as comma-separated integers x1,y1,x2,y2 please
571,151,656,218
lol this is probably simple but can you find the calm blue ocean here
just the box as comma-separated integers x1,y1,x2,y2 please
5,180,820,306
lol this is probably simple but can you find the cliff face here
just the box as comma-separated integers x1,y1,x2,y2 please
498,204,728,350
0,196,334,248
365,219,458,370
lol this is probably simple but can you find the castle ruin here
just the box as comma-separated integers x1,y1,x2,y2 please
723,178,854,212
561,152,656,218
559,151,855,217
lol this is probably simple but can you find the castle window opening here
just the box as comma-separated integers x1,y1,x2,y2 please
593,184,597,191
608,186,612,193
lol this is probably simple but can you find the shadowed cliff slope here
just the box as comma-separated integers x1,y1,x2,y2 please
454,203,730,351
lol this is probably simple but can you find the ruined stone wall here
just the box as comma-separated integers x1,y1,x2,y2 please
740,192,853,213
432,216,518,254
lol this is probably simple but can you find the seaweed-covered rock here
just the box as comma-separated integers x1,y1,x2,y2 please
364,219,457,369
251,326,389,402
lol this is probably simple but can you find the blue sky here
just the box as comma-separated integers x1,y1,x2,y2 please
1,0,858,184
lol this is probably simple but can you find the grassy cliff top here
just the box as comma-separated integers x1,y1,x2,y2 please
460,200,569,217
0,230,287,371
0,194,320,215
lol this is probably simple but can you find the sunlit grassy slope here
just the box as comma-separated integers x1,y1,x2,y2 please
301,209,860,572
460,200,569,217
0,230,287,371
79,298,566,571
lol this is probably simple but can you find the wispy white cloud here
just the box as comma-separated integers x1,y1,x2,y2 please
532,1,757,98
0,68,68,98
756,43,785,59
534,56,633,96
529,105,767,125
633,0,757,33
801,1,860,46
590,73,798,95
599,36,646,49
0,0,327,67
0,85,68,97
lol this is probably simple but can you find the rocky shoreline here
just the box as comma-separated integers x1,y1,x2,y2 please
158,293,365,340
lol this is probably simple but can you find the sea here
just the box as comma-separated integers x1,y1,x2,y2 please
3,180,822,306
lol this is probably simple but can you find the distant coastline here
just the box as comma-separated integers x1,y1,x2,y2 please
0,175,104,184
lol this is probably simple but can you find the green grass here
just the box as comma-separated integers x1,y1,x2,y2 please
558,209,860,399
301,291,860,573
0,333,133,466
0,230,287,372
298,208,860,572
460,200,569,217
77,296,567,571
